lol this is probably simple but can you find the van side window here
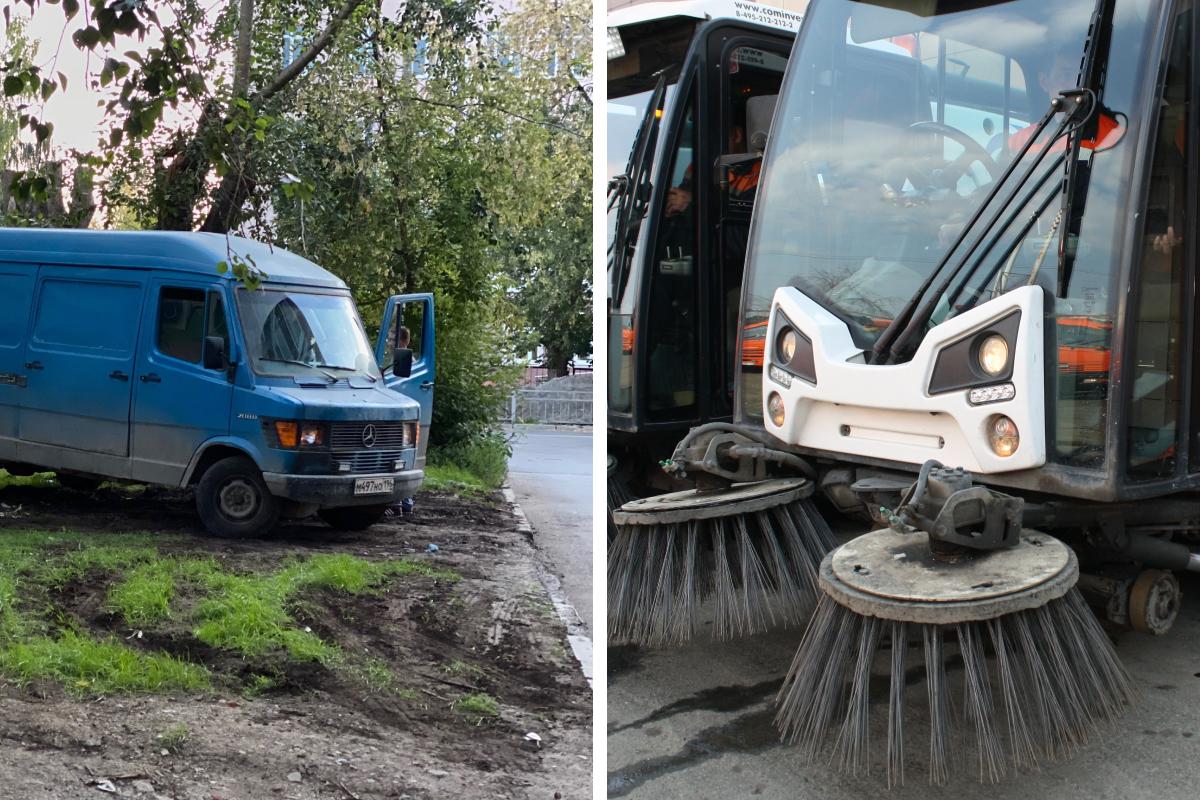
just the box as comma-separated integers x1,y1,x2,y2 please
157,288,207,363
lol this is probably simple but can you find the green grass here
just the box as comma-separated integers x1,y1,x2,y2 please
424,463,490,495
426,436,510,493
454,692,500,717
0,632,208,694
160,722,190,750
442,659,483,678
0,529,458,695
0,469,56,489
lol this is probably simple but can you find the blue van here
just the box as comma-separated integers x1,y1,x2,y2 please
0,229,435,537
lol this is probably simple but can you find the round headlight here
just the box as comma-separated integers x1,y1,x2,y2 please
988,415,1020,457
978,335,1009,376
778,329,798,363
768,392,786,427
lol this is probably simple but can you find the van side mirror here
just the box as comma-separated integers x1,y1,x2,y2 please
393,347,413,379
203,336,228,371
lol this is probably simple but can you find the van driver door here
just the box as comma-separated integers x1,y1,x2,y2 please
375,293,435,467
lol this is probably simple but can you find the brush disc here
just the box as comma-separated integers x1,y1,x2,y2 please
823,529,1076,624
777,528,1133,786
611,477,811,524
608,478,836,645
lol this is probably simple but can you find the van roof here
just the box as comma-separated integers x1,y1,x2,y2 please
0,228,346,289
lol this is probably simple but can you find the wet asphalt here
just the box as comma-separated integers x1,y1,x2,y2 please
506,423,593,635
608,565,1200,799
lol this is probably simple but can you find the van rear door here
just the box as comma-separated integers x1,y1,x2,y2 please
19,267,146,458
375,293,435,466
0,264,36,461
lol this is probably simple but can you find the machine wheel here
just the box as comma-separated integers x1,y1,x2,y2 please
56,473,102,493
318,504,389,531
195,456,280,538
1129,569,1180,635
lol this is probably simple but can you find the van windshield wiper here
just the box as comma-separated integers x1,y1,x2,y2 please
257,357,340,382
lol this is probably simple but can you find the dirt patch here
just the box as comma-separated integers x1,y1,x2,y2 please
0,484,591,799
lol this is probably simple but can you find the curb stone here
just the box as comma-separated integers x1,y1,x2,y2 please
501,484,593,687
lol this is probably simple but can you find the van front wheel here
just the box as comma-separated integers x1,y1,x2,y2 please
196,457,280,538
318,505,389,531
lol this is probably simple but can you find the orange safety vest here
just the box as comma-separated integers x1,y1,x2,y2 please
1008,112,1122,153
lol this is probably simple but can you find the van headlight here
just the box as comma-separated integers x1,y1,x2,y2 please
978,335,1009,376
271,420,327,449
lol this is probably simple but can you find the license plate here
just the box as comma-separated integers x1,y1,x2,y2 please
353,478,394,496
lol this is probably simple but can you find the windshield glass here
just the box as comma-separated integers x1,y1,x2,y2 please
745,0,1107,347
236,290,382,381
608,83,677,242
742,0,1155,468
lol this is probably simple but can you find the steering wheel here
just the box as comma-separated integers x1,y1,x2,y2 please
908,120,1002,194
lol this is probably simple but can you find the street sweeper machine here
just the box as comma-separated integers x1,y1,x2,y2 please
609,0,1200,785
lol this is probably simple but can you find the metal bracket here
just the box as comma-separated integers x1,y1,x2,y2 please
889,460,1023,551
660,422,815,489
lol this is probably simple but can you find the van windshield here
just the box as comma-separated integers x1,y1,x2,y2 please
236,290,382,382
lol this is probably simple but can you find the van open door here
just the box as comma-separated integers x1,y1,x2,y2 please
376,293,435,467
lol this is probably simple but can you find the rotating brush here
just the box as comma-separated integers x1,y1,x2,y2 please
608,478,836,646
775,464,1134,786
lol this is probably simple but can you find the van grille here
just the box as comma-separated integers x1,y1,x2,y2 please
330,421,412,450
329,421,413,474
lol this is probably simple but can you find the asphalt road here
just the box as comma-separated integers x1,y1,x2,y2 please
609,560,1200,800
507,423,593,637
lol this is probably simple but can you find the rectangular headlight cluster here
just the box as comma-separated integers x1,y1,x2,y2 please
968,383,1016,405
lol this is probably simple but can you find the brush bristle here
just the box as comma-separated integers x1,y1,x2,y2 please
775,589,1134,786
608,500,836,645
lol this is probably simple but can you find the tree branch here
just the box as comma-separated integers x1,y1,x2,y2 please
252,0,368,107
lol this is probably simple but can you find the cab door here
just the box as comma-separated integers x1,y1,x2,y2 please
130,280,235,485
376,293,435,466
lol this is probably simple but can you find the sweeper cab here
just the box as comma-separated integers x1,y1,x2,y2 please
607,0,802,501
648,0,1200,638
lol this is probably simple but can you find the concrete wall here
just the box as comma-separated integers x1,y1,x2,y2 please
504,374,593,425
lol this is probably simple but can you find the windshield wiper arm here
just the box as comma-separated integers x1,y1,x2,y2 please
870,90,1094,365
258,358,339,382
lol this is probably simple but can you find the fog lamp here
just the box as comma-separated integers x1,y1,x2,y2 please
988,415,1020,457
768,392,786,427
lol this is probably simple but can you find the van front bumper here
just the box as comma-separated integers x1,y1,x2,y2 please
262,469,424,507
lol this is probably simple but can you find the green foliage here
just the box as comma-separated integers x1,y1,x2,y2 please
107,561,176,625
2,0,590,454
0,529,457,694
427,437,510,491
454,692,500,717
159,723,191,751
0,632,209,695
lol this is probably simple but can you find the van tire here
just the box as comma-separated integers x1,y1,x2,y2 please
317,505,389,531
195,456,279,538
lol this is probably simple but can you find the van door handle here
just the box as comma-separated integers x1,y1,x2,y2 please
109,370,129,382
24,361,42,370
140,373,161,383
420,381,434,390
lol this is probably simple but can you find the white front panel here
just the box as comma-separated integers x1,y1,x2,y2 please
763,285,1045,474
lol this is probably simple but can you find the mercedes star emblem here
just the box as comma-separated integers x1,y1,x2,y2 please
362,424,377,448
